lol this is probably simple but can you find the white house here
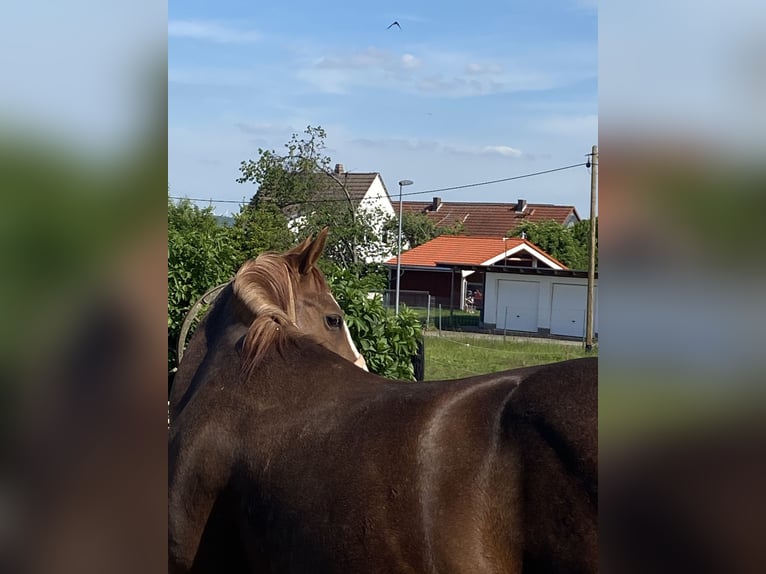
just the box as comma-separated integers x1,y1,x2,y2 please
326,164,397,262
282,163,396,263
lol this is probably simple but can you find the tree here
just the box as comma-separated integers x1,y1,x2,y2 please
168,198,240,370
385,212,467,250
229,201,294,261
237,126,330,211
571,218,598,270
510,219,595,270
237,126,395,269
386,212,440,249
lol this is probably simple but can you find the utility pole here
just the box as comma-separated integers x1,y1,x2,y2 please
585,145,598,351
395,179,414,315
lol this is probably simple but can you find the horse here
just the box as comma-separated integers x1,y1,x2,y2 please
168,230,598,574
168,230,367,423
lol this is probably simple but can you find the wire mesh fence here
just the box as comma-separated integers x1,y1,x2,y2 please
380,289,484,331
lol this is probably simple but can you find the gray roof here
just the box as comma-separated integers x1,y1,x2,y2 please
313,172,389,206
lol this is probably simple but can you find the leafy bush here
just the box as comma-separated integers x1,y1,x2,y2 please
168,199,240,370
327,266,421,380
168,198,421,380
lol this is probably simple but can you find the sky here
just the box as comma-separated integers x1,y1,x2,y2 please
169,0,598,217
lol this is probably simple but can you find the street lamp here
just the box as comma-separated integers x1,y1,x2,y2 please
395,179,414,315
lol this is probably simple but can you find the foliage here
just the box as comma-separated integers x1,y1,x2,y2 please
386,212,441,249
511,219,597,270
237,125,395,267
237,125,330,210
439,219,466,236
168,195,417,379
571,218,598,269
385,212,468,250
326,266,421,380
229,201,294,261
299,202,396,268
168,198,241,370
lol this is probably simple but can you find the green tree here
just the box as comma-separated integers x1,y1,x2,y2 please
229,201,294,261
388,212,441,248
511,219,595,270
237,125,395,269
571,218,598,270
237,125,330,210
385,212,467,250
168,198,240,370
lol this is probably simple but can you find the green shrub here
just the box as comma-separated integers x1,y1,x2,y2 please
168,199,240,370
327,266,421,380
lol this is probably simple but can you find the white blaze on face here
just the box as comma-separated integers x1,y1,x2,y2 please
328,291,368,371
343,320,368,371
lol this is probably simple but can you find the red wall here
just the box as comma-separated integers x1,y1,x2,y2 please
390,269,484,308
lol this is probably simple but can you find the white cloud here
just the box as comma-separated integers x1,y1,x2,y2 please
295,40,594,98
481,145,523,157
444,144,525,158
349,138,523,158
401,54,422,70
168,20,261,44
349,137,440,152
315,47,421,74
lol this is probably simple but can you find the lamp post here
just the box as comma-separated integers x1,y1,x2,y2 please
395,179,414,315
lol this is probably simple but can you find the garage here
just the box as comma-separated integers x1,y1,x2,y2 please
550,284,585,337
481,267,598,340
496,280,540,332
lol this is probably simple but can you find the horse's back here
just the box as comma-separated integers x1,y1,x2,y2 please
503,357,598,573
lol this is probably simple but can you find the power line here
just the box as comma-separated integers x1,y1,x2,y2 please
402,162,587,196
168,161,588,206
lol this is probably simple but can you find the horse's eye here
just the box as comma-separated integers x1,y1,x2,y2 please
325,314,343,330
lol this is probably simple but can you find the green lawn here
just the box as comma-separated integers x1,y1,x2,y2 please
423,334,595,381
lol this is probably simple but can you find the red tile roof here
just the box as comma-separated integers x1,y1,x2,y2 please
401,199,579,237
384,235,567,269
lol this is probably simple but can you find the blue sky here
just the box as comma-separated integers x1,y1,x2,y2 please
169,0,597,216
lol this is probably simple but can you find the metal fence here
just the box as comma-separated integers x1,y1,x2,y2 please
380,289,483,332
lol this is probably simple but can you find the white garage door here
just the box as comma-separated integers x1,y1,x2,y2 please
496,280,539,332
550,283,596,337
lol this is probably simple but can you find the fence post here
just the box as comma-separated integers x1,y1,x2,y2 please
503,306,508,342
412,336,425,381
438,304,442,335
426,294,431,330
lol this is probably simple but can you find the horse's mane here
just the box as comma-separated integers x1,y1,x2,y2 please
232,249,327,376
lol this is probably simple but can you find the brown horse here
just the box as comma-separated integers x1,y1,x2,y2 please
169,230,366,423
169,232,597,573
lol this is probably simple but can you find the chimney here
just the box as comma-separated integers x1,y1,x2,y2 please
516,198,527,213
432,196,442,211
334,163,345,174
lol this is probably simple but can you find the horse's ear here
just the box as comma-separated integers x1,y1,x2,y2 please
297,227,328,274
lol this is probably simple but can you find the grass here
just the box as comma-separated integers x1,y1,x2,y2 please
423,333,595,381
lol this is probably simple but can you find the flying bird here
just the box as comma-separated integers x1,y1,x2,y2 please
387,21,401,30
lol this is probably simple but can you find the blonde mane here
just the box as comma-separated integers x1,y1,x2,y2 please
232,250,327,376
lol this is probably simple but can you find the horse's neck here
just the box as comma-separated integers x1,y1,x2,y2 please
252,335,361,396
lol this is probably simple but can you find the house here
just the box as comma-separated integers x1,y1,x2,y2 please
401,197,580,237
384,234,598,339
383,235,567,311
478,265,597,338
281,163,397,262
